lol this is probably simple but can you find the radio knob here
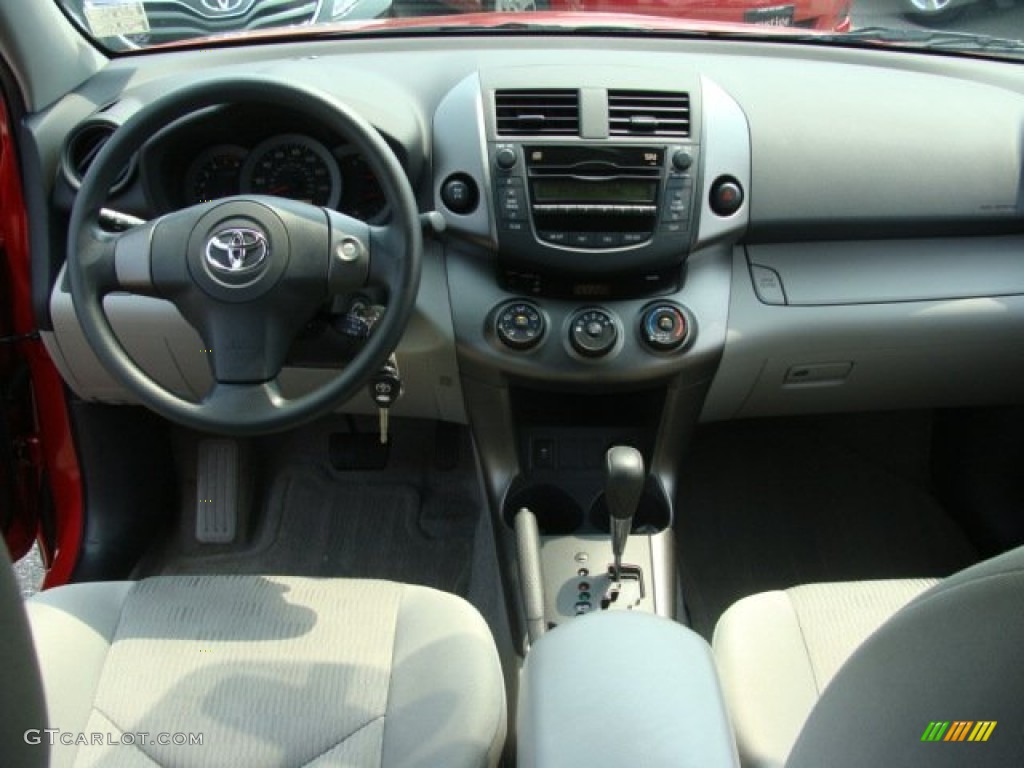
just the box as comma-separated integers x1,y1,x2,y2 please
495,147,518,170
671,149,693,172
569,308,618,358
641,304,689,352
496,302,545,350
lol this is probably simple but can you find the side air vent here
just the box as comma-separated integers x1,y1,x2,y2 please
608,90,690,137
61,119,133,193
495,89,580,136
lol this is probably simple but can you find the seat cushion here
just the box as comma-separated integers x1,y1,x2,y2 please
711,579,937,768
27,576,505,768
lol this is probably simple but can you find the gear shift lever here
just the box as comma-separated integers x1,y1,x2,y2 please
605,446,645,581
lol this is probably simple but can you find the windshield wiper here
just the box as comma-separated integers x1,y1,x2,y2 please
808,26,1024,55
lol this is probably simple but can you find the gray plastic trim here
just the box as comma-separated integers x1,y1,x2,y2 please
694,76,751,251
540,531,675,626
433,72,493,241
748,236,1024,305
702,246,1024,421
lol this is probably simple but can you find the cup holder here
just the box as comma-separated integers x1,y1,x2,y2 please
590,481,671,534
503,483,583,535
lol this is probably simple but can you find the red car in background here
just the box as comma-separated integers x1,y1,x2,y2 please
436,0,852,31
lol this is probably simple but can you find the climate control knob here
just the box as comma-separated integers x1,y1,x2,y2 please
495,302,545,350
640,304,689,351
569,308,618,358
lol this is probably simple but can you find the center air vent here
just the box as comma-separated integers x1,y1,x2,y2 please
608,90,690,138
61,119,133,194
495,89,580,137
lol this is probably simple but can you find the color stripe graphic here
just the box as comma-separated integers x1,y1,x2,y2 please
921,721,996,743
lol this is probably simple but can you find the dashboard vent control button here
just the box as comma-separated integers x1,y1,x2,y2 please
496,302,545,350
640,304,690,351
570,308,618,358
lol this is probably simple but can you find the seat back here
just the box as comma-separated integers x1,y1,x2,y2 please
786,547,1024,768
0,542,48,767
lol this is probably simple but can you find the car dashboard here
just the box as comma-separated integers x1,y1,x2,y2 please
31,36,1024,429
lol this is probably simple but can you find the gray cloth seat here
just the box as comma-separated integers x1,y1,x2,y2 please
712,546,1024,768
24,574,506,768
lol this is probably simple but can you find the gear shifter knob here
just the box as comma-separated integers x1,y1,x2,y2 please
605,446,645,580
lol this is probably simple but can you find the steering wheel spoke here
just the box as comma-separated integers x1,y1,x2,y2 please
325,209,372,296
201,379,288,420
111,220,161,296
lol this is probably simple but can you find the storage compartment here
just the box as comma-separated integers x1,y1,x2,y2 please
503,481,583,535
517,611,739,767
589,478,671,533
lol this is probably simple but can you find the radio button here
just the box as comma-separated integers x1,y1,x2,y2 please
621,232,650,245
540,231,569,244
569,232,594,248
595,233,623,248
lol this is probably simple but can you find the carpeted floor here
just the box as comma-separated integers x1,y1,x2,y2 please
144,419,483,598
675,414,979,640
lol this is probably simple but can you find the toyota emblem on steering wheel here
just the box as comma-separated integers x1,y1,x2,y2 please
205,227,270,274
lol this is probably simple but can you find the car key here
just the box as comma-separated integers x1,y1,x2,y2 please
369,355,402,445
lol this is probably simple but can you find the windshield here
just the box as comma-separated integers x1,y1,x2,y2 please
57,0,1024,58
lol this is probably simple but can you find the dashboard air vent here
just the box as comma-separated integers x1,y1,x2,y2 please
495,89,580,137
61,119,133,193
608,90,690,138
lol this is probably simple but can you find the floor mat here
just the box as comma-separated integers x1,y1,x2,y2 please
675,415,979,641
150,421,481,597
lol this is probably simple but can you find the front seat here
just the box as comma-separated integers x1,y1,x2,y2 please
713,545,1024,768
2,545,506,768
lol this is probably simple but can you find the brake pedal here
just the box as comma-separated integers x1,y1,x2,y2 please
195,439,240,544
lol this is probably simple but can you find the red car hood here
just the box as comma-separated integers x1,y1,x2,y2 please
147,11,829,51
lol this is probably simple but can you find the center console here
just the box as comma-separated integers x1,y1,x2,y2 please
517,610,740,767
430,65,751,648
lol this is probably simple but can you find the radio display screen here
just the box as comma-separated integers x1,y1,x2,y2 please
532,179,657,204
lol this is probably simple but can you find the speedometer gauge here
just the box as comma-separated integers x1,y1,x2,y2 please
241,134,341,208
184,145,246,204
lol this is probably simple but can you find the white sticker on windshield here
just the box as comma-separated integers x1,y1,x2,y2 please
83,1,150,38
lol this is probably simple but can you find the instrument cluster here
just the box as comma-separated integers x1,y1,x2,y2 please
169,126,387,221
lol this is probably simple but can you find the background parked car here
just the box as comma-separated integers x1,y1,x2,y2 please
435,0,853,31
63,0,393,50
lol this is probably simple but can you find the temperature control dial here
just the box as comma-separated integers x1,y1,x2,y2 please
569,308,618,358
496,302,545,350
641,304,689,351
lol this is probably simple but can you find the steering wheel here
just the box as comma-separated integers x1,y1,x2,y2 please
67,77,422,436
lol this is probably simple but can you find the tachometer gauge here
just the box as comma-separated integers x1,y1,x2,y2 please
338,151,387,221
241,134,341,208
184,145,246,204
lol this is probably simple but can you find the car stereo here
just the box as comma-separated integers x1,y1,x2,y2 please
491,142,697,274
